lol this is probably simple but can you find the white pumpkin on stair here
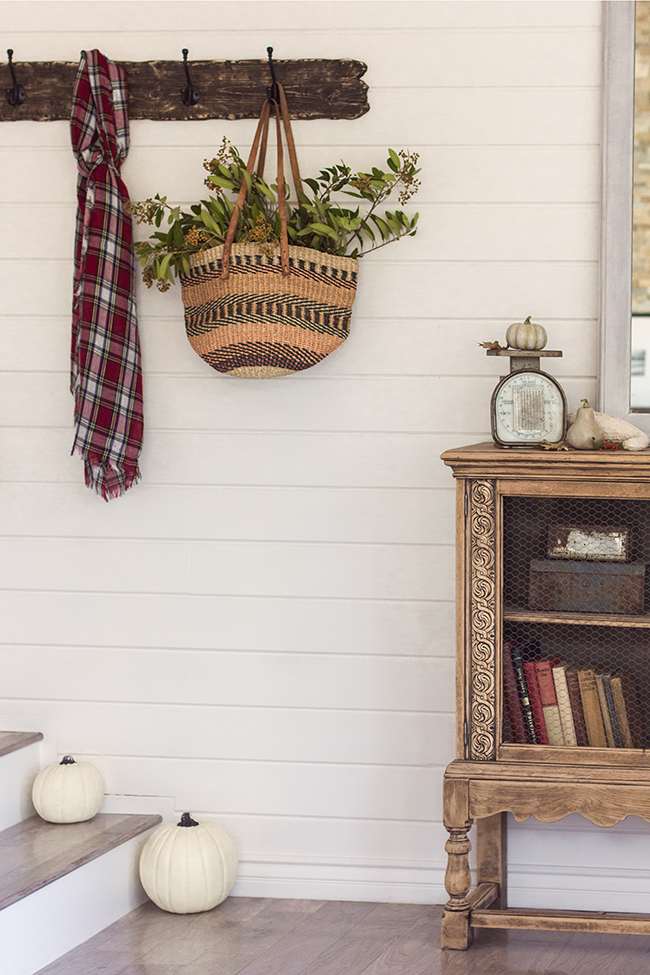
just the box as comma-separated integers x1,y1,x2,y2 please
32,755,104,823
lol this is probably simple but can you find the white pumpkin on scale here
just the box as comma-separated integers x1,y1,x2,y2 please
505,315,548,351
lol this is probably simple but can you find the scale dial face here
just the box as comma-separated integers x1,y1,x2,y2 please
491,369,567,447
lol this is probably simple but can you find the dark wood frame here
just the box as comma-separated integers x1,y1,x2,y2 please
440,443,650,949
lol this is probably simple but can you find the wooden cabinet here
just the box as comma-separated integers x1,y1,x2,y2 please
440,443,650,948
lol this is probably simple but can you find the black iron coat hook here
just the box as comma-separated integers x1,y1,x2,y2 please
180,49,199,106
5,50,26,107
266,47,279,103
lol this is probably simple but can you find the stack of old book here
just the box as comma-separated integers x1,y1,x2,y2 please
503,641,644,748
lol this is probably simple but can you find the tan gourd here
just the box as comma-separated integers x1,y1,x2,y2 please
565,399,605,450
566,408,650,450
505,315,548,351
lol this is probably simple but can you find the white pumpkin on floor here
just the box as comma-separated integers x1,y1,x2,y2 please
139,812,239,914
32,755,104,823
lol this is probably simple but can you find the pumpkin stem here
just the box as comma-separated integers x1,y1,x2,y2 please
178,812,199,827
60,755,76,765
580,398,591,409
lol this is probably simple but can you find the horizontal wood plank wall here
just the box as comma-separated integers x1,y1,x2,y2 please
1,0,636,909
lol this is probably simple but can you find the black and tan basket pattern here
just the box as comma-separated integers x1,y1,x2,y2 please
181,243,358,378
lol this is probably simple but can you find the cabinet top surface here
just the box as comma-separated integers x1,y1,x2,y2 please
441,442,650,480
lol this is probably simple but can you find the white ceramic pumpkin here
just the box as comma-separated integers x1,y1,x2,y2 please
32,755,104,823
505,316,548,351
139,812,239,914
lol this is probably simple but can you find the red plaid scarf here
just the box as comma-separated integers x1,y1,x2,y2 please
70,50,143,500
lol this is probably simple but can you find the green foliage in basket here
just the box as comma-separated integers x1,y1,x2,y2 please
129,138,421,292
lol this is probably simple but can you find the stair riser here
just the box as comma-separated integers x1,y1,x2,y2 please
0,832,152,975
0,743,42,831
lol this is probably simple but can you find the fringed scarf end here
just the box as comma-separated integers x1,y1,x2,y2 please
74,447,140,501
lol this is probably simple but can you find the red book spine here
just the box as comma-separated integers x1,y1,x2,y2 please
503,643,528,743
535,660,559,706
523,661,549,745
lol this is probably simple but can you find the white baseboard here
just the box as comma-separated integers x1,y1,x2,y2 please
231,855,448,904
508,862,650,914
101,792,177,820
229,852,650,913
231,875,448,904
0,829,156,975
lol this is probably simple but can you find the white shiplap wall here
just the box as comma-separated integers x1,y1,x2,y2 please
3,0,646,911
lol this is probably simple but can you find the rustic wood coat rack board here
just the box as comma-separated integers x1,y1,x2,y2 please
1,55,369,121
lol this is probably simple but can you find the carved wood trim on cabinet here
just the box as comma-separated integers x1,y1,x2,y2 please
467,479,498,762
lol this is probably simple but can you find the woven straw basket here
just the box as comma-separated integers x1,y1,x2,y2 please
180,87,358,379
182,243,357,378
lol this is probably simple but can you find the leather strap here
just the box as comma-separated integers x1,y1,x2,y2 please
274,104,290,272
278,83,303,201
221,98,272,279
257,107,270,177
221,83,300,280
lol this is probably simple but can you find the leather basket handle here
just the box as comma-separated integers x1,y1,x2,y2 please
221,83,301,280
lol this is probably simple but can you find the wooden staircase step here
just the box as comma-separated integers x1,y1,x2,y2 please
0,731,43,757
0,813,161,911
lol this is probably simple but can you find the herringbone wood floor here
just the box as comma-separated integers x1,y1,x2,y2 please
36,898,650,975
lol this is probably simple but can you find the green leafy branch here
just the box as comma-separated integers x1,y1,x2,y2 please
129,139,420,291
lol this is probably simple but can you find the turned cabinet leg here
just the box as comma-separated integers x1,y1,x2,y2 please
441,778,474,950
441,823,474,949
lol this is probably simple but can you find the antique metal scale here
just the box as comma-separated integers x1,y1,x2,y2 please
487,348,567,448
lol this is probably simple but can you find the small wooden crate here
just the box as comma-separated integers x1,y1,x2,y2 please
529,559,645,614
